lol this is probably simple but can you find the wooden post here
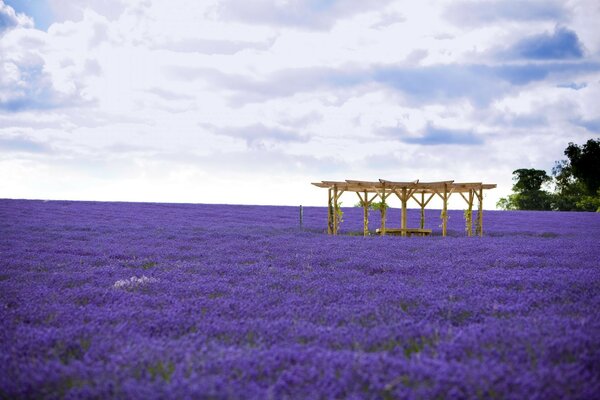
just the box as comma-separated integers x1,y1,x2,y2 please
420,192,425,229
401,187,407,237
363,190,369,237
379,184,387,236
467,190,473,237
333,185,338,235
477,187,483,237
380,191,387,236
327,188,332,235
299,205,303,228
442,184,448,237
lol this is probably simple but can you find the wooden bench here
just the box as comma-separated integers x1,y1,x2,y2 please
375,228,432,237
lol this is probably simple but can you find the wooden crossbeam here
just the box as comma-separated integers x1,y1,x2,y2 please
423,193,435,207
356,191,364,203
345,180,382,188
412,190,435,206
316,180,495,191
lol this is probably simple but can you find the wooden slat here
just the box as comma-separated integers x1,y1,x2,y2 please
413,180,454,189
379,179,419,189
345,180,382,186
453,182,482,186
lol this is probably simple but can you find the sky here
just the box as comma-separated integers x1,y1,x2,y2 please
1,0,599,209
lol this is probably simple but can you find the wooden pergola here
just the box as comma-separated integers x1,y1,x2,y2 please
312,179,496,237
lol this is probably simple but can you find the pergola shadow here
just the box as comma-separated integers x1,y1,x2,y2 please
312,179,496,237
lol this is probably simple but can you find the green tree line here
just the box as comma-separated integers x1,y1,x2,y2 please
497,138,600,212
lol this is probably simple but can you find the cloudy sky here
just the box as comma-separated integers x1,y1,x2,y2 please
1,0,599,209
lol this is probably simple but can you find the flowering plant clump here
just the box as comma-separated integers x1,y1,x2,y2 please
1,199,599,399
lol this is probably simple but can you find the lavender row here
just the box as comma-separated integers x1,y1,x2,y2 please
1,199,599,399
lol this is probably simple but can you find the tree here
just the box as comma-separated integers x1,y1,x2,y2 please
564,138,600,195
498,138,600,212
552,160,584,210
553,138,600,211
496,168,553,210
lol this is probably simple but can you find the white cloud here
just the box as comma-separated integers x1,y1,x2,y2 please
0,1,33,33
0,0,599,209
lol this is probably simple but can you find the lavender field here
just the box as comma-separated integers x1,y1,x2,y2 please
1,199,599,399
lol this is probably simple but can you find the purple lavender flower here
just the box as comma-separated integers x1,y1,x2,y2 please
1,200,599,399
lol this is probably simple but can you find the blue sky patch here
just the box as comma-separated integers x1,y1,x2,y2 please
505,27,584,60
4,0,53,30
572,118,600,133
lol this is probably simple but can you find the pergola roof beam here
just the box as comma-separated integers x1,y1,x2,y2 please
314,180,496,192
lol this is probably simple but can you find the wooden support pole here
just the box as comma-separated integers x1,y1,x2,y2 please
420,192,425,229
363,190,369,237
401,187,408,237
327,188,333,235
381,198,387,236
442,184,448,237
467,189,473,237
477,187,483,237
333,185,338,235
379,188,387,236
